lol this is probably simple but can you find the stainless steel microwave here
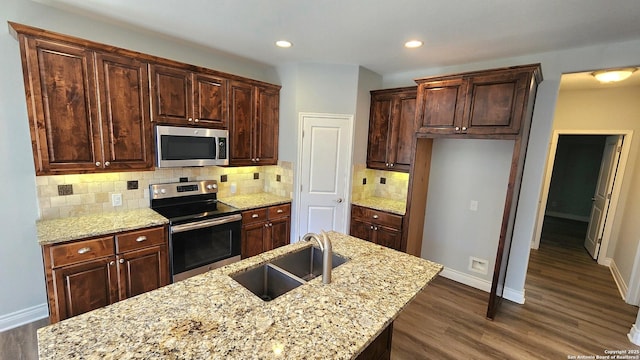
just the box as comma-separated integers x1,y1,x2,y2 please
155,125,229,168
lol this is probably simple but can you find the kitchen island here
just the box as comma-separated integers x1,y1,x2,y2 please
37,231,442,359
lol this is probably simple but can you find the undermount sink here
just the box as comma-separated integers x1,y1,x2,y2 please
271,246,348,281
231,246,349,301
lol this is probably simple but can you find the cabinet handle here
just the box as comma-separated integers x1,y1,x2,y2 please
372,214,379,219
462,126,467,131
136,236,147,242
277,209,284,213
109,261,115,266
95,161,101,167
77,247,91,254
455,127,460,131
119,258,125,264
252,214,259,218
104,161,110,167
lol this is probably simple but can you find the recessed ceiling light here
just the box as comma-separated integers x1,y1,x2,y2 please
275,40,292,48
404,40,423,48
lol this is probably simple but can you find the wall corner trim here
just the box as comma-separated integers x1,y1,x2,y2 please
609,258,628,300
0,303,48,332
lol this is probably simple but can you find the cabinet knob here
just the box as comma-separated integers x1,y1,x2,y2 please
269,223,273,227
136,236,147,242
194,119,199,123
385,163,389,167
277,209,284,213
256,158,260,162
374,226,378,231
188,118,193,122
95,161,101,167
462,126,467,131
370,225,374,230
251,158,256,162
109,261,115,266
77,247,91,254
390,163,394,167
264,223,269,228
104,161,110,167
372,214,379,219
455,127,460,131
252,214,259,218
119,258,125,264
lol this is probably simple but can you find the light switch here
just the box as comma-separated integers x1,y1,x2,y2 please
112,193,122,207
469,200,478,211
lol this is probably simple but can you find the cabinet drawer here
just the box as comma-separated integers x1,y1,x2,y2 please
49,236,114,268
242,208,268,225
352,205,403,229
268,203,291,219
116,227,165,253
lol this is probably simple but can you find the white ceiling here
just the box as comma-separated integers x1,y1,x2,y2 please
36,0,640,89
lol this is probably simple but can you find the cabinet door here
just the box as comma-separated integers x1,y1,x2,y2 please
229,80,255,166
150,65,192,125
388,91,416,172
269,216,290,250
255,86,279,165
23,38,102,174
193,73,228,128
242,221,267,259
95,53,153,170
374,225,402,251
52,257,117,321
117,245,168,300
366,94,393,170
462,71,530,135
416,78,466,135
350,217,372,242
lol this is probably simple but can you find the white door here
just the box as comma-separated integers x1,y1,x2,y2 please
585,135,623,259
297,113,353,238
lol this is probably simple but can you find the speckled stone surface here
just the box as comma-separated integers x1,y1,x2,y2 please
219,192,292,210
37,208,169,245
352,196,407,215
37,231,442,360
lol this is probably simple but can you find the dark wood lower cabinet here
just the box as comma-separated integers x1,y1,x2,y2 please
241,203,291,259
350,205,403,251
356,322,393,360
42,226,169,323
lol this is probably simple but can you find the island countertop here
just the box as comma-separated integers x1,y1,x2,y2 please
37,231,442,359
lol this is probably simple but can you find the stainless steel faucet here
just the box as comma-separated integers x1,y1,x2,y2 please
301,231,332,284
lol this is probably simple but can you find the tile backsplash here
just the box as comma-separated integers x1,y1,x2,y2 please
37,161,294,220
351,164,409,201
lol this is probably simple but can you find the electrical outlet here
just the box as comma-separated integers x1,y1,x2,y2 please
112,193,122,207
127,180,138,190
380,177,386,184
230,183,237,194
276,174,281,182
469,200,479,211
469,257,488,275
220,174,228,182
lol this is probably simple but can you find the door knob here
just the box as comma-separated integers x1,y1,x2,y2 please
335,198,344,203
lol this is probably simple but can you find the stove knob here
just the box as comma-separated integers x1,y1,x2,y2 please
160,189,167,194
153,190,159,195
206,184,213,190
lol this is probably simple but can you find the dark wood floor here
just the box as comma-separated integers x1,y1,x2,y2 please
2,217,638,359
393,216,640,359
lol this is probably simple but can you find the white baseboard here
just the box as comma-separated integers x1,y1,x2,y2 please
0,303,48,332
545,211,589,222
440,267,525,305
609,258,628,301
629,323,640,346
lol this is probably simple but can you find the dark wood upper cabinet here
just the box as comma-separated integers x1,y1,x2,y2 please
96,53,154,170
150,65,229,128
229,80,280,166
367,87,416,172
415,65,539,137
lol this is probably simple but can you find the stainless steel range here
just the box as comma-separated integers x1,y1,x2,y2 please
150,180,241,282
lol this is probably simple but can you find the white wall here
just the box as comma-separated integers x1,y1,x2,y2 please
382,38,640,297
0,0,277,328
553,86,640,284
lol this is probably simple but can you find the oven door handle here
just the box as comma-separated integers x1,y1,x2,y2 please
171,214,242,234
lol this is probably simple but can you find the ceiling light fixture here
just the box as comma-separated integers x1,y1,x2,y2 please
591,68,637,83
275,40,292,48
404,40,423,48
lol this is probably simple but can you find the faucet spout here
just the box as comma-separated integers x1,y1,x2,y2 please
301,231,332,284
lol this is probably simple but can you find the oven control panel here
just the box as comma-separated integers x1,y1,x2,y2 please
150,180,218,199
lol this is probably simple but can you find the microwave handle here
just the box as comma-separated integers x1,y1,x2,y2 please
171,214,242,234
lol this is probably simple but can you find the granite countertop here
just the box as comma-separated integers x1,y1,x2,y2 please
219,192,291,210
36,208,169,245
37,231,443,359
352,196,407,215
